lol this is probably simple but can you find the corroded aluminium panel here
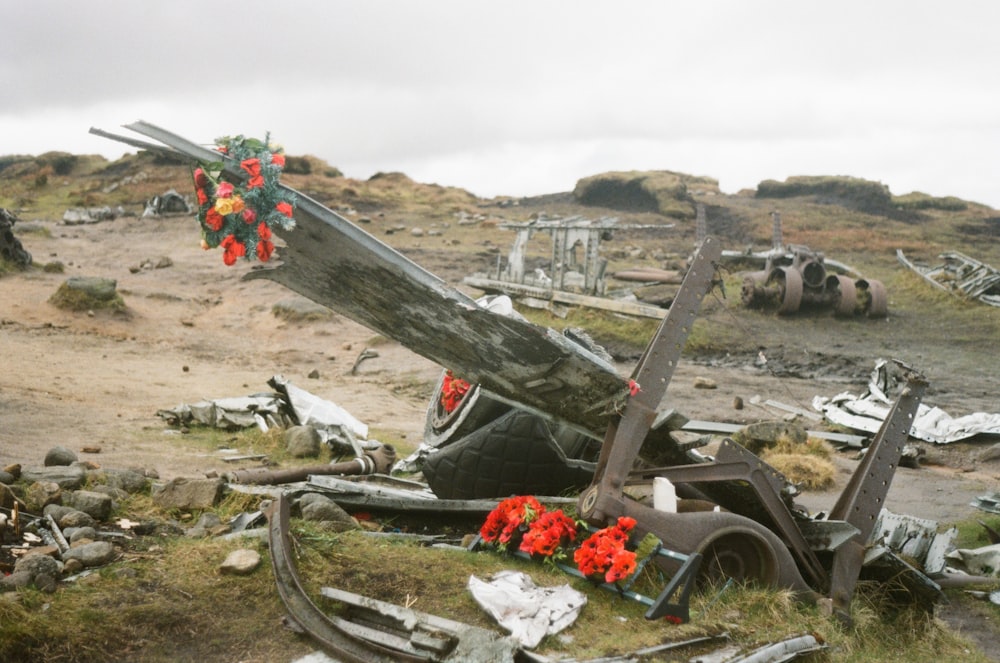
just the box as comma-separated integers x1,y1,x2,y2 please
93,122,628,434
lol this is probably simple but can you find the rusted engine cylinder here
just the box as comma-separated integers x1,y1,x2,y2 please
798,258,826,289
740,270,772,308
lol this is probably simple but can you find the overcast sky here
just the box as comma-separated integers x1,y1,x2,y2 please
4,1,999,208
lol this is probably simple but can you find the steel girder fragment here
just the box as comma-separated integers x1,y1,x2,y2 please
826,362,927,620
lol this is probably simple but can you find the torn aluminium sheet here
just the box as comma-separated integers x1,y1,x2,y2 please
157,394,285,430
812,359,1000,444
157,375,375,453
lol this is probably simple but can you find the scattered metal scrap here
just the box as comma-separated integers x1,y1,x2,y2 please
158,375,377,454
971,493,1000,516
813,359,1000,444
462,215,674,319
728,212,887,316
96,122,962,653
897,248,1000,307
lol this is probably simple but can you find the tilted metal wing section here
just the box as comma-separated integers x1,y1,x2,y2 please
92,121,627,434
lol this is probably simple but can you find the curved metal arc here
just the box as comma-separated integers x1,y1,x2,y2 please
266,495,428,663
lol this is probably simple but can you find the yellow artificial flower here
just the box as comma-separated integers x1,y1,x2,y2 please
214,197,235,216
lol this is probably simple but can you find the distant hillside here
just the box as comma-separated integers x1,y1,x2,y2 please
2,150,998,271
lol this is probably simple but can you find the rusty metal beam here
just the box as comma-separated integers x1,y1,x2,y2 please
826,361,927,620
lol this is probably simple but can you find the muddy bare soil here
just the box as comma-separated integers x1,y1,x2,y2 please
2,210,1000,657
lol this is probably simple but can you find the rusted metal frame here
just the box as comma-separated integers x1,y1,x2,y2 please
826,362,927,619
628,446,827,589
265,494,429,662
585,236,722,511
580,238,815,596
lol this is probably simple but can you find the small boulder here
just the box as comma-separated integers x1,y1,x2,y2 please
63,540,116,568
151,477,224,510
44,446,78,467
101,468,150,494
219,549,261,576
49,276,126,312
66,526,98,544
21,465,87,490
25,481,63,513
59,509,97,529
286,425,322,459
67,490,113,521
299,494,359,532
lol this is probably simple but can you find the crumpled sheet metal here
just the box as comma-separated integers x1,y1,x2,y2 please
972,492,1000,515
268,375,369,452
157,376,377,453
946,544,1000,578
813,359,1000,444
869,509,956,576
157,394,283,429
467,570,586,649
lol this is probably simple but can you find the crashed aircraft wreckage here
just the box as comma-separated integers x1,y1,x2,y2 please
96,122,945,658
726,212,888,317
897,248,1000,308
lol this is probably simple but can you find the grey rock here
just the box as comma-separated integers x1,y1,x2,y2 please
43,504,76,521
63,276,117,301
63,541,116,568
219,549,261,575
67,490,113,521
693,376,718,390
185,512,225,538
44,445,78,467
14,553,61,579
34,573,58,593
102,468,149,494
300,495,358,531
0,470,15,484
21,465,87,489
738,420,808,449
59,509,96,529
89,484,127,502
63,558,84,575
151,477,224,510
0,571,33,592
66,526,98,544
25,481,63,512
286,425,322,459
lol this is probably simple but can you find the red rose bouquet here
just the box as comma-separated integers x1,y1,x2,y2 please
192,134,297,265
